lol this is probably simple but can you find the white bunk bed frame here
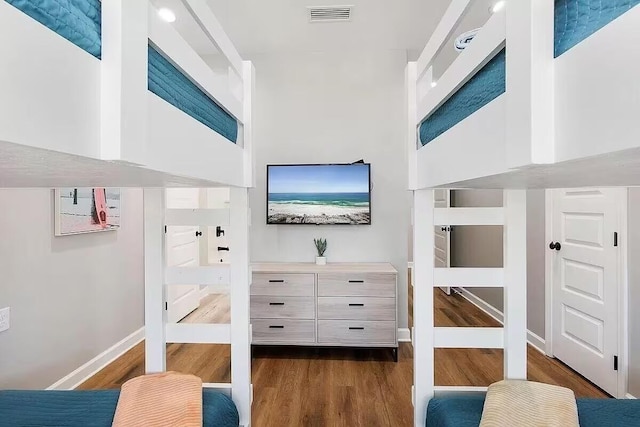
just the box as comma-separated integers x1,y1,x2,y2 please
407,0,640,190
0,1,254,425
408,1,640,426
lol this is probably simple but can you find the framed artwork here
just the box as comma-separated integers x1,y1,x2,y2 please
54,188,121,236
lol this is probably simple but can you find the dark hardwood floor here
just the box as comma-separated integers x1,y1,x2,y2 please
79,289,607,426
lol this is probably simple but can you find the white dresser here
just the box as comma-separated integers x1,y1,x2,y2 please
250,262,398,361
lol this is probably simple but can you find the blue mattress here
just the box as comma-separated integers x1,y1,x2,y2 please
0,389,239,427
148,46,239,143
5,0,101,58
419,0,640,146
419,49,505,146
426,395,640,427
555,0,640,57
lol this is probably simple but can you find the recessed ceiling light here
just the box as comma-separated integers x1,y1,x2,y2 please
431,81,438,88
491,1,506,14
158,8,176,23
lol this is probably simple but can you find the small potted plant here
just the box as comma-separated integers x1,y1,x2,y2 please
314,238,327,265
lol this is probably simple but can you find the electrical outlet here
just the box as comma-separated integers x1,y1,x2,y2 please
0,307,9,333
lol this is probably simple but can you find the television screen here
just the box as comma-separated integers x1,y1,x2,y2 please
267,164,371,225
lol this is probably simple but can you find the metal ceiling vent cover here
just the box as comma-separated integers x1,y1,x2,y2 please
308,6,352,22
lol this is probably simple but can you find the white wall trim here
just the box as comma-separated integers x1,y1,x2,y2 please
47,327,145,390
627,393,637,399
454,288,547,354
398,328,411,342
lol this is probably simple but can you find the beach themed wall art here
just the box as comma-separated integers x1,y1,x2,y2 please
54,188,121,236
267,164,371,225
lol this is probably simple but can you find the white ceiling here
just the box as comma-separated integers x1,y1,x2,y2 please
154,0,452,57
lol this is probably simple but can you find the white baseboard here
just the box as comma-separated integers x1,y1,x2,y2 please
398,328,411,343
627,393,637,399
47,327,145,390
455,288,547,354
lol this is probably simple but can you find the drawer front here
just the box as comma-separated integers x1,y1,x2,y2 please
251,273,315,297
317,297,395,321
252,319,315,343
317,273,396,297
250,296,315,319
317,320,396,345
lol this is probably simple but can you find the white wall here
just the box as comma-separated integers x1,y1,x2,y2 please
248,50,411,328
0,189,144,389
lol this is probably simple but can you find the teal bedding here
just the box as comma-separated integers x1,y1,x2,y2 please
419,0,640,146
7,0,239,143
148,46,239,143
5,0,101,58
555,0,640,57
426,395,640,427
0,389,239,427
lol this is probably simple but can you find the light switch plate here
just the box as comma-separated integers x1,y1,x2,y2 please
0,307,10,333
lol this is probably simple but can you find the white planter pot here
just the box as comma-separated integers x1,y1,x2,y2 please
316,256,327,265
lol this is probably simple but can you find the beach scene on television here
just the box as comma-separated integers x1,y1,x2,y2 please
268,164,371,225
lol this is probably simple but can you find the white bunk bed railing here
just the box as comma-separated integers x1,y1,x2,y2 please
101,0,254,187
408,1,556,190
415,9,505,127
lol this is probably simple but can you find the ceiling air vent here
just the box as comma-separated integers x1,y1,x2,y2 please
308,6,352,23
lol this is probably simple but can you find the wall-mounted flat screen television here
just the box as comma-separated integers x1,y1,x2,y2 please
267,163,371,225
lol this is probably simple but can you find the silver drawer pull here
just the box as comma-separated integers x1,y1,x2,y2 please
269,325,284,329
349,303,364,307
269,302,285,306
268,279,285,283
349,327,365,330
348,280,364,283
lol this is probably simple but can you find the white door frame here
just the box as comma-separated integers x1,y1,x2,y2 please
544,188,629,398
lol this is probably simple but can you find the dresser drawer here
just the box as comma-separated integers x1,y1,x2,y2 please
317,320,396,345
252,319,315,343
250,296,315,319
317,273,396,297
251,273,315,297
317,297,395,321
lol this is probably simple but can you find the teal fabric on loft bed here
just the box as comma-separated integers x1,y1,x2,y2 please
148,46,239,143
418,49,505,146
419,0,640,146
426,394,640,427
6,0,238,143
0,389,240,427
555,0,640,57
5,0,101,58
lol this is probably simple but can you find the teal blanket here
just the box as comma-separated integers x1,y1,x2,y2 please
0,389,239,427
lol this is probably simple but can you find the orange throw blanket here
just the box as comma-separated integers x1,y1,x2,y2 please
112,372,203,427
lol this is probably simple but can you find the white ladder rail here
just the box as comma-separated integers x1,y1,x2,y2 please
412,190,527,427
143,188,252,425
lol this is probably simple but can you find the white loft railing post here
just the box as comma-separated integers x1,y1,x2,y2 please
101,0,147,163
406,62,418,190
182,0,244,79
416,0,473,79
230,187,252,426
413,189,435,426
144,188,166,373
243,61,255,188
503,189,527,379
506,0,555,167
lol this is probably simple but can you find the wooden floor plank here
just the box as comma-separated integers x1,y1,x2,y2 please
79,287,608,426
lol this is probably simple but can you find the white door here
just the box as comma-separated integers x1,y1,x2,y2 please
551,188,624,396
434,190,451,295
166,188,202,323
